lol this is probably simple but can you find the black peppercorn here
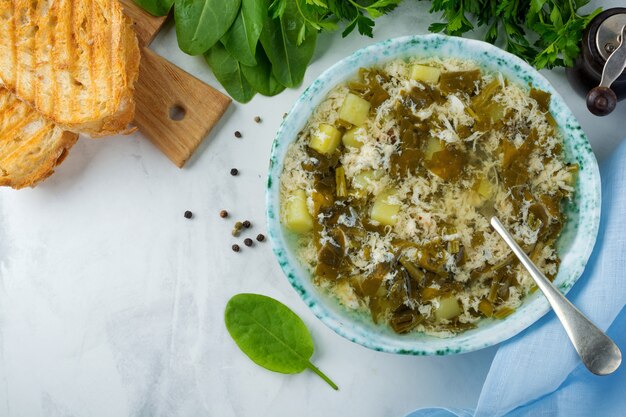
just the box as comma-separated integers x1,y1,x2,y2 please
234,131,242,138
219,210,228,218
230,168,239,176
254,116,262,123
256,234,265,242
244,238,253,247
242,220,251,228
184,210,193,219
232,244,240,252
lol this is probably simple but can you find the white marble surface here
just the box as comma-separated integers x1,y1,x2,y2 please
0,1,622,416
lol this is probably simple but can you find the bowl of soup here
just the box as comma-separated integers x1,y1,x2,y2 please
266,35,600,355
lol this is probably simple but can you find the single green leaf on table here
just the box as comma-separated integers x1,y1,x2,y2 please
241,47,286,97
225,293,338,390
222,0,268,67
260,0,317,88
133,0,174,16
175,0,241,55
205,43,256,103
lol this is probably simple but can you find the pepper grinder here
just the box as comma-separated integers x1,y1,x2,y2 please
566,8,626,116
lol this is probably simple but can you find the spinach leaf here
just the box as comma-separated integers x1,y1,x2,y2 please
175,0,241,55
241,47,285,97
225,293,338,390
133,0,174,16
259,0,317,88
222,0,267,67
205,43,256,103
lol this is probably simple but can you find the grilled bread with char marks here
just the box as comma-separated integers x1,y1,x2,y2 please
0,87,77,189
0,0,140,136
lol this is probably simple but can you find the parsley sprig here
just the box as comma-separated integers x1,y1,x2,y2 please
269,0,403,43
274,0,600,69
427,0,602,69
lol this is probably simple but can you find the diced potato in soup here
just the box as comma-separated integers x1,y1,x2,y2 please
284,190,313,233
476,177,493,198
424,137,444,160
410,64,441,84
351,170,383,192
370,191,400,226
309,123,342,155
435,296,462,321
342,127,366,148
339,93,371,126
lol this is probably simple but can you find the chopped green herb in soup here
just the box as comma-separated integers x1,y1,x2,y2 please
279,58,576,336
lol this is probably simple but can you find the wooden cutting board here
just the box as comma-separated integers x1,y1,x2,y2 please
120,0,231,168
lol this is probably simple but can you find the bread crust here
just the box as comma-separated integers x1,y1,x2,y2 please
0,0,140,137
0,88,78,189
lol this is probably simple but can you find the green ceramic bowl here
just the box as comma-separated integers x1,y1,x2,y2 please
266,34,601,355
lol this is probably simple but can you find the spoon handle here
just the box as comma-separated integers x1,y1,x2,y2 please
490,217,622,375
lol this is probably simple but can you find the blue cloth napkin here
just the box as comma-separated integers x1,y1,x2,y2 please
407,139,626,417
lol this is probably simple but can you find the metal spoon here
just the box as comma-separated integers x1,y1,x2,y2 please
490,216,622,375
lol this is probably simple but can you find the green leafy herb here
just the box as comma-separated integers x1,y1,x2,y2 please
241,47,286,97
221,0,267,67
135,0,394,102
174,0,241,55
281,0,402,38
135,0,598,102
527,0,600,68
427,0,601,69
132,0,173,16
259,0,317,88
225,293,338,390
205,43,256,103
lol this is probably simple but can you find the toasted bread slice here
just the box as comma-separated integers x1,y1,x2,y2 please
0,0,140,137
0,88,78,189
